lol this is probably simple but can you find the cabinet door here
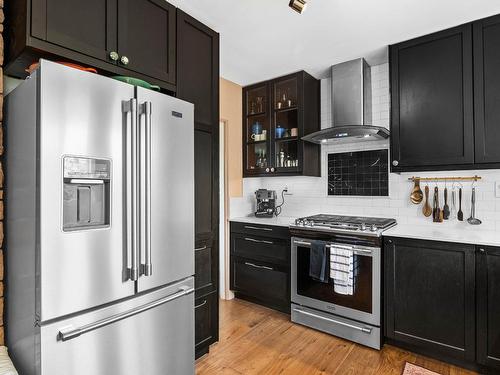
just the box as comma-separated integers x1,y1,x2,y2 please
384,238,475,362
32,0,118,62
195,291,218,358
476,246,500,370
195,243,217,297
473,15,500,165
243,83,272,176
390,25,474,171
177,10,220,127
117,0,176,84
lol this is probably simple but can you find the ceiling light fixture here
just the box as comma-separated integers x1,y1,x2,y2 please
289,0,307,14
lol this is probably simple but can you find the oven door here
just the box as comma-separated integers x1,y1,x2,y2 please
291,237,380,326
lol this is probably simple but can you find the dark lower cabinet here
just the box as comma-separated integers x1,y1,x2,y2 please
230,222,291,314
384,237,476,364
195,291,218,359
385,237,500,373
476,246,500,371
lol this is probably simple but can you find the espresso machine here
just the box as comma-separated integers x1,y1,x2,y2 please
255,189,277,217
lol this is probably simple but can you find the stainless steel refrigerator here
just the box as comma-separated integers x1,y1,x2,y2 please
5,60,195,375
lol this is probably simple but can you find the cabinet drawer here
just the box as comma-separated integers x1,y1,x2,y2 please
231,256,289,311
232,233,289,264
195,291,218,353
230,221,290,239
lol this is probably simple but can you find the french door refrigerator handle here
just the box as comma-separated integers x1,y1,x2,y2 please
58,286,195,342
139,101,152,277
123,98,139,281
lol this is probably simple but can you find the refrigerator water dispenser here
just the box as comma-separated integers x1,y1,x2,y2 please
63,156,111,231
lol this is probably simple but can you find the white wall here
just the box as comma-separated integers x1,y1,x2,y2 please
230,63,500,232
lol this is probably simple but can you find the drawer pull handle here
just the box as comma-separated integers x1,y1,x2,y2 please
244,225,273,232
244,262,273,271
195,246,207,252
244,237,274,245
195,299,207,309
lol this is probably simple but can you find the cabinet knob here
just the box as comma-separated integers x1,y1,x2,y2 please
270,167,275,172
392,160,399,167
120,55,130,65
265,168,270,173
109,51,119,61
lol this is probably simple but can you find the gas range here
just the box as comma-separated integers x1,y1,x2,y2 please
290,214,397,237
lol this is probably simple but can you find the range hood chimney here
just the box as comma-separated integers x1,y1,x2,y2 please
302,58,389,144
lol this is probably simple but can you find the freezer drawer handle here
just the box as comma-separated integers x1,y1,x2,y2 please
244,225,273,232
244,237,274,245
58,286,194,342
293,308,372,334
244,262,273,271
195,246,208,252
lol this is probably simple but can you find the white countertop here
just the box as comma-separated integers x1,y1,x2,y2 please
230,215,499,247
230,215,295,227
383,224,500,247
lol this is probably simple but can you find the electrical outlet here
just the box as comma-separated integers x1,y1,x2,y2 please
496,181,500,198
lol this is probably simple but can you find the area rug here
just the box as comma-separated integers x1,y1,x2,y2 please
402,362,440,375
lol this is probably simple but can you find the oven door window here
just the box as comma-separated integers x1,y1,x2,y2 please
296,243,373,314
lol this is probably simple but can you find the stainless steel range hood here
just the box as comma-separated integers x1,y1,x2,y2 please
302,58,389,144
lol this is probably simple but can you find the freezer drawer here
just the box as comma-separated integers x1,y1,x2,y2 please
40,277,195,375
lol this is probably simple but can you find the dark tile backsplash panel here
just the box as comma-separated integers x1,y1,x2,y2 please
328,149,389,196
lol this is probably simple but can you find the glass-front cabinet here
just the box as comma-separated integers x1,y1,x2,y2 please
243,71,320,177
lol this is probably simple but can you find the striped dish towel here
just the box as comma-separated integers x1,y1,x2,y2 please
330,246,358,295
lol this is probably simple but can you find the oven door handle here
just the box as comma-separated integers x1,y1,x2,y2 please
294,240,375,255
292,308,373,334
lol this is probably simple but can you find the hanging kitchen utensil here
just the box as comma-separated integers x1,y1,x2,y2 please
467,187,482,225
443,187,450,220
450,187,457,220
422,185,432,217
433,186,442,223
457,188,464,221
410,178,423,204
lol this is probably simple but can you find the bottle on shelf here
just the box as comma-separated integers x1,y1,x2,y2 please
279,149,285,168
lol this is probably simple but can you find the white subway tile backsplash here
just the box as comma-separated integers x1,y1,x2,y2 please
231,63,500,232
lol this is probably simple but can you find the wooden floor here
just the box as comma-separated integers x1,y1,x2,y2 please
196,298,477,375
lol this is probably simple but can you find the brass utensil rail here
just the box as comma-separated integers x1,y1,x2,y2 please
408,176,482,183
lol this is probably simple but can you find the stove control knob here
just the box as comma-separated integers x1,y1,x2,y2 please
307,221,314,227
295,219,302,226
303,220,310,227
370,224,378,232
360,223,367,231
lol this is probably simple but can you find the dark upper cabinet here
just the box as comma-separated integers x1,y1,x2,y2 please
243,71,320,177
117,0,176,84
390,25,474,172
476,246,500,371
384,237,476,363
33,0,118,62
391,15,500,172
176,10,219,127
473,15,500,165
6,0,176,90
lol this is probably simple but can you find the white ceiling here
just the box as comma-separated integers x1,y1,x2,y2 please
168,0,500,86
